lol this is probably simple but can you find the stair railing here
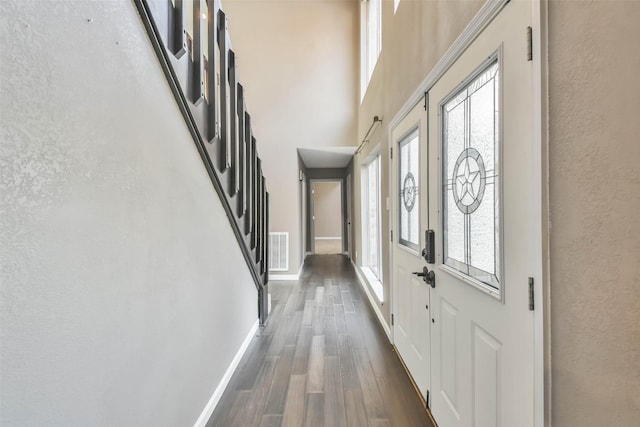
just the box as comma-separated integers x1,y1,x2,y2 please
134,0,270,325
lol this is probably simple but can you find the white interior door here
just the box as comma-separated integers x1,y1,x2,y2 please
427,2,535,426
391,102,430,399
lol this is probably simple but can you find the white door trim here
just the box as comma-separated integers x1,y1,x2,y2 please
385,0,548,423
531,1,550,426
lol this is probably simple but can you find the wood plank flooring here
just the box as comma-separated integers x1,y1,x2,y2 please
207,255,433,427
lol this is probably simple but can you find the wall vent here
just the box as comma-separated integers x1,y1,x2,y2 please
269,232,289,271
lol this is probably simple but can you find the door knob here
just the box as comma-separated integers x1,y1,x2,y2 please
412,267,436,288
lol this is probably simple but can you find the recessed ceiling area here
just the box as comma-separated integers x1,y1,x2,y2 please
297,146,357,169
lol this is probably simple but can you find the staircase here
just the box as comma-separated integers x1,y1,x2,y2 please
134,0,270,324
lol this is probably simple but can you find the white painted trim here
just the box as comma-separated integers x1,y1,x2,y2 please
270,262,304,281
314,237,342,240
387,0,509,132
352,261,391,340
269,274,299,281
532,1,550,426
193,319,259,427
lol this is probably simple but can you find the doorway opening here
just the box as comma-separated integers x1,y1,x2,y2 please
311,180,343,255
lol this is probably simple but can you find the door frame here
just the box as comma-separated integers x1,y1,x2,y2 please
386,0,548,424
389,102,431,401
309,178,345,255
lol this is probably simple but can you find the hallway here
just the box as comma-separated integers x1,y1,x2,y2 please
208,255,432,427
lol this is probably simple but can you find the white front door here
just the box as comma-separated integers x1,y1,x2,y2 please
427,1,536,426
391,102,430,399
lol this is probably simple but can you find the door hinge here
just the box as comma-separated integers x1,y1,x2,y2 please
528,277,535,310
391,313,394,325
426,390,430,408
390,230,393,242
424,92,429,111
390,147,393,159
526,26,533,61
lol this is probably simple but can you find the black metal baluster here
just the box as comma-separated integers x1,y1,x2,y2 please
217,10,231,171
206,0,219,141
256,172,263,264
190,0,204,105
245,129,254,236
264,191,269,281
229,50,239,196
251,146,258,249
236,84,246,217
168,0,187,58
260,179,267,273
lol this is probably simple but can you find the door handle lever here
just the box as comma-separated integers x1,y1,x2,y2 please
413,268,427,277
412,267,436,288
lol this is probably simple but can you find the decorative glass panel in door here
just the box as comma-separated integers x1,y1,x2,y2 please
399,129,420,251
442,59,500,291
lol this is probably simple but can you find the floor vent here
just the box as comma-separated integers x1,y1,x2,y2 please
269,232,289,271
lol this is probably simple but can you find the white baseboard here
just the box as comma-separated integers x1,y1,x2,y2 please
352,261,391,340
270,262,304,281
269,274,299,281
193,319,259,427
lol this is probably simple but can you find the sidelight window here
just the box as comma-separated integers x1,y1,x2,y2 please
362,155,382,280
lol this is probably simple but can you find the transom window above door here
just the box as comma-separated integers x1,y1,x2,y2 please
398,129,420,251
442,58,501,291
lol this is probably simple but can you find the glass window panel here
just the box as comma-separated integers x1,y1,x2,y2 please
367,157,381,277
446,191,465,264
445,102,465,184
469,183,495,275
399,130,419,250
442,60,500,290
470,78,495,172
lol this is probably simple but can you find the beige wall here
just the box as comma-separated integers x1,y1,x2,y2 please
224,0,359,275
356,0,640,423
313,181,343,238
548,1,640,424
354,0,483,322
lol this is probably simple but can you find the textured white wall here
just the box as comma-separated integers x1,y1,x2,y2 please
548,1,640,424
0,1,257,425
224,0,359,275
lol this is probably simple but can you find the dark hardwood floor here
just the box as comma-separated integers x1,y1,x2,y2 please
207,255,434,427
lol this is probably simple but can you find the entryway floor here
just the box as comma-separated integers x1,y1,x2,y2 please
207,254,433,427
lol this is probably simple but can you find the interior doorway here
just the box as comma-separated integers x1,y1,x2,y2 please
311,180,343,254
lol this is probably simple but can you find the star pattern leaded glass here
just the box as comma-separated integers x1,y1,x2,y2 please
443,60,500,289
399,130,420,251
